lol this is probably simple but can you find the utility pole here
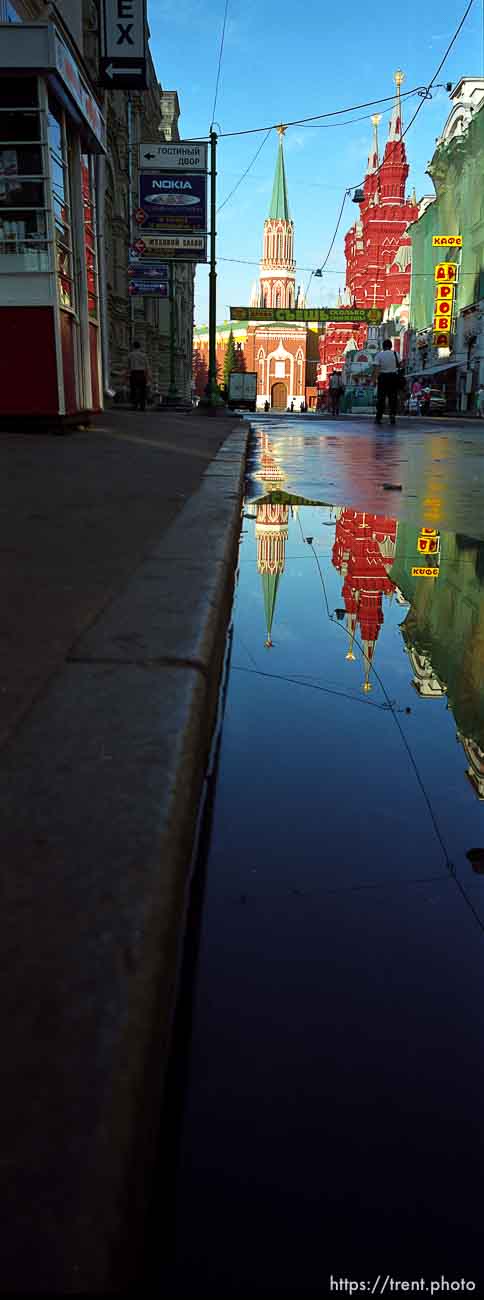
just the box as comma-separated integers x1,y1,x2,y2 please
167,261,179,403
206,129,222,410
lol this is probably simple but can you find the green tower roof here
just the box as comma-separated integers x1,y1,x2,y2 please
261,571,281,645
268,133,291,221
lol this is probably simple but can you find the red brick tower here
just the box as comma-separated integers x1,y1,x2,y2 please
318,74,417,396
344,72,417,312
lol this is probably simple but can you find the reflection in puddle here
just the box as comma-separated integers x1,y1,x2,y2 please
164,426,484,1297
246,431,484,799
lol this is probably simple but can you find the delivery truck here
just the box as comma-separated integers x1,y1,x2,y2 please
227,371,257,411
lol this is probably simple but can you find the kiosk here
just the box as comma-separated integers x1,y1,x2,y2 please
0,21,106,425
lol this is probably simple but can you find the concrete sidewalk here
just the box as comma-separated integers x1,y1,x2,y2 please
0,408,249,1293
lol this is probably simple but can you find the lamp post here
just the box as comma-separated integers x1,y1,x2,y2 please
166,261,180,404
205,129,224,410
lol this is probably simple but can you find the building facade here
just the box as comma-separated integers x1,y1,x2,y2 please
0,0,195,422
318,74,417,396
407,78,484,411
193,130,319,410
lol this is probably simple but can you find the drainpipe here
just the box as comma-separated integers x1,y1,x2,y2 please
96,151,110,396
127,93,134,349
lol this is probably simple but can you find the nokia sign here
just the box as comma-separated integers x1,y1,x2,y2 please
138,172,207,234
99,0,148,89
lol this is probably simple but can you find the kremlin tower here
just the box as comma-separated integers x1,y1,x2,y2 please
194,130,319,408
250,127,296,311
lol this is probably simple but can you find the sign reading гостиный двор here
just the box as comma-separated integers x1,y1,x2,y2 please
230,307,383,323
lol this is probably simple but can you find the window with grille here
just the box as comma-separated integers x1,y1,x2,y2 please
48,97,74,308
0,77,50,272
81,154,98,319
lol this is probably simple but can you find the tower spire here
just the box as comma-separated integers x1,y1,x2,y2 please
269,129,291,221
388,69,405,141
259,131,295,310
368,113,381,173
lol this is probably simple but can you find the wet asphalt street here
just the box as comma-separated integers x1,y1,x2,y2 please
151,415,484,1297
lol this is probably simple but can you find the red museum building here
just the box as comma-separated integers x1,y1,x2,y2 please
318,73,417,391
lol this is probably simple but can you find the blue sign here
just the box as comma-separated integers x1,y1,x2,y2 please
128,260,169,296
137,172,207,233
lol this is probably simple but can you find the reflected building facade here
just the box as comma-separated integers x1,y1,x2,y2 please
331,508,398,689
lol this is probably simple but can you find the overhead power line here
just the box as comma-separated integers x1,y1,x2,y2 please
218,128,272,214
210,0,230,132
349,0,475,192
306,0,475,300
216,85,428,139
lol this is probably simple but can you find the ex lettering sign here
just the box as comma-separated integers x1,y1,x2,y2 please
100,0,147,88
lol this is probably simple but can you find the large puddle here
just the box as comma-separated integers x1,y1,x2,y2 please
158,422,484,1297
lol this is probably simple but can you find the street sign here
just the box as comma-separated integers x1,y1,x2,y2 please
138,172,207,233
134,233,207,261
434,263,458,282
99,0,147,89
230,306,383,324
432,235,462,247
139,141,208,171
411,566,440,578
128,264,169,296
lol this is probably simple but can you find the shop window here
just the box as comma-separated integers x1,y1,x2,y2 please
0,2,21,22
81,154,98,320
48,98,74,309
0,78,49,271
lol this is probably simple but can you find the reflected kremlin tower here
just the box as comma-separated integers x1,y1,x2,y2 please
255,434,289,647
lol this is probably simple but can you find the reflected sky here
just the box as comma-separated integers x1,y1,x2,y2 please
161,422,484,1297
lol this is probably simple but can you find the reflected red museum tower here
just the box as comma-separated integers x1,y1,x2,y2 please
332,508,398,689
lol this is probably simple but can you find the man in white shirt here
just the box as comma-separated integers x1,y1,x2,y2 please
374,339,399,425
128,340,150,412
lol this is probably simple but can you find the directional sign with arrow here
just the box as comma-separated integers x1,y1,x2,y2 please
139,141,208,172
99,1,147,90
99,56,146,89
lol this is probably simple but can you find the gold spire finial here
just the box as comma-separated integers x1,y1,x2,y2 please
277,123,286,136
371,113,382,127
394,69,405,116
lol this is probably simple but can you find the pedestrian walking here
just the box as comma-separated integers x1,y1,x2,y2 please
374,340,399,425
128,340,150,412
476,384,484,418
329,370,343,416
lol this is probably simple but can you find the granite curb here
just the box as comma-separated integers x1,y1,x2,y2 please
0,422,250,1293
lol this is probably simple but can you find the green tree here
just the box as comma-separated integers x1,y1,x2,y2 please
223,329,237,385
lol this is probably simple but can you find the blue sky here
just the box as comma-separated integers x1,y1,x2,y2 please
148,0,482,324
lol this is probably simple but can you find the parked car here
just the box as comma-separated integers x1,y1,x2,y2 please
405,388,447,415
420,387,447,414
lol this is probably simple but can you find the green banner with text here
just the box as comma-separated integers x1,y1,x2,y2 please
230,306,383,324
